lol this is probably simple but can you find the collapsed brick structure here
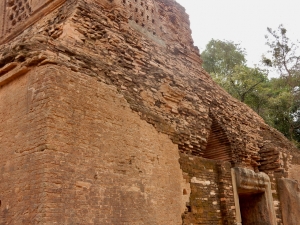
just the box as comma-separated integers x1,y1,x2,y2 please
0,0,300,224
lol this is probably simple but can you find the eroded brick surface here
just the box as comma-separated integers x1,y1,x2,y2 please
40,65,187,224
179,156,236,225
0,0,66,44
0,64,190,224
0,0,300,224
0,70,50,224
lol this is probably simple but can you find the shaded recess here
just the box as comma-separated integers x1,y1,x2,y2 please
202,117,232,161
234,167,277,225
239,193,270,225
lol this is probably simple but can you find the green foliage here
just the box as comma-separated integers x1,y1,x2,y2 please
229,65,267,102
202,31,300,147
263,25,300,142
202,39,246,76
202,39,267,103
263,24,300,81
261,78,293,136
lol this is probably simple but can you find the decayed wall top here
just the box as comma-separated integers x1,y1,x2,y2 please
0,0,195,48
0,0,298,172
0,0,66,44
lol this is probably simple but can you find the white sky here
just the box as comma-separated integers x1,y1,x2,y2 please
175,0,300,68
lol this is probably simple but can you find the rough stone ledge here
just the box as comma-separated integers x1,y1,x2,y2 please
234,167,270,194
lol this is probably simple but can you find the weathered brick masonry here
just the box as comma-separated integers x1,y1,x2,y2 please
1,0,300,224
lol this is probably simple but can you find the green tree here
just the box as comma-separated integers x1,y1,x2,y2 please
202,39,267,103
244,80,272,117
202,39,246,77
228,65,267,103
202,31,300,148
263,24,300,84
263,25,300,142
261,78,293,133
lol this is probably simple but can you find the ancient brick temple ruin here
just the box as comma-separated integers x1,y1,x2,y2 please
1,0,300,224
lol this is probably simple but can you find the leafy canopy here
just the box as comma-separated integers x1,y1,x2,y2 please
201,29,300,147
201,39,246,76
202,39,266,103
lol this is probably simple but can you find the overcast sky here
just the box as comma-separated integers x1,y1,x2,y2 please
175,0,300,68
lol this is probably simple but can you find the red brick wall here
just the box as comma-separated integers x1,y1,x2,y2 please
0,70,50,224
179,155,236,225
19,65,187,224
0,0,299,224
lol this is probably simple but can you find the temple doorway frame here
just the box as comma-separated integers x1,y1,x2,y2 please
231,167,277,225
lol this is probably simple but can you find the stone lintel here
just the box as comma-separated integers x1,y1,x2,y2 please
234,167,270,194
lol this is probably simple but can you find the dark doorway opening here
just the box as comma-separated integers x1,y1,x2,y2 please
239,193,270,225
